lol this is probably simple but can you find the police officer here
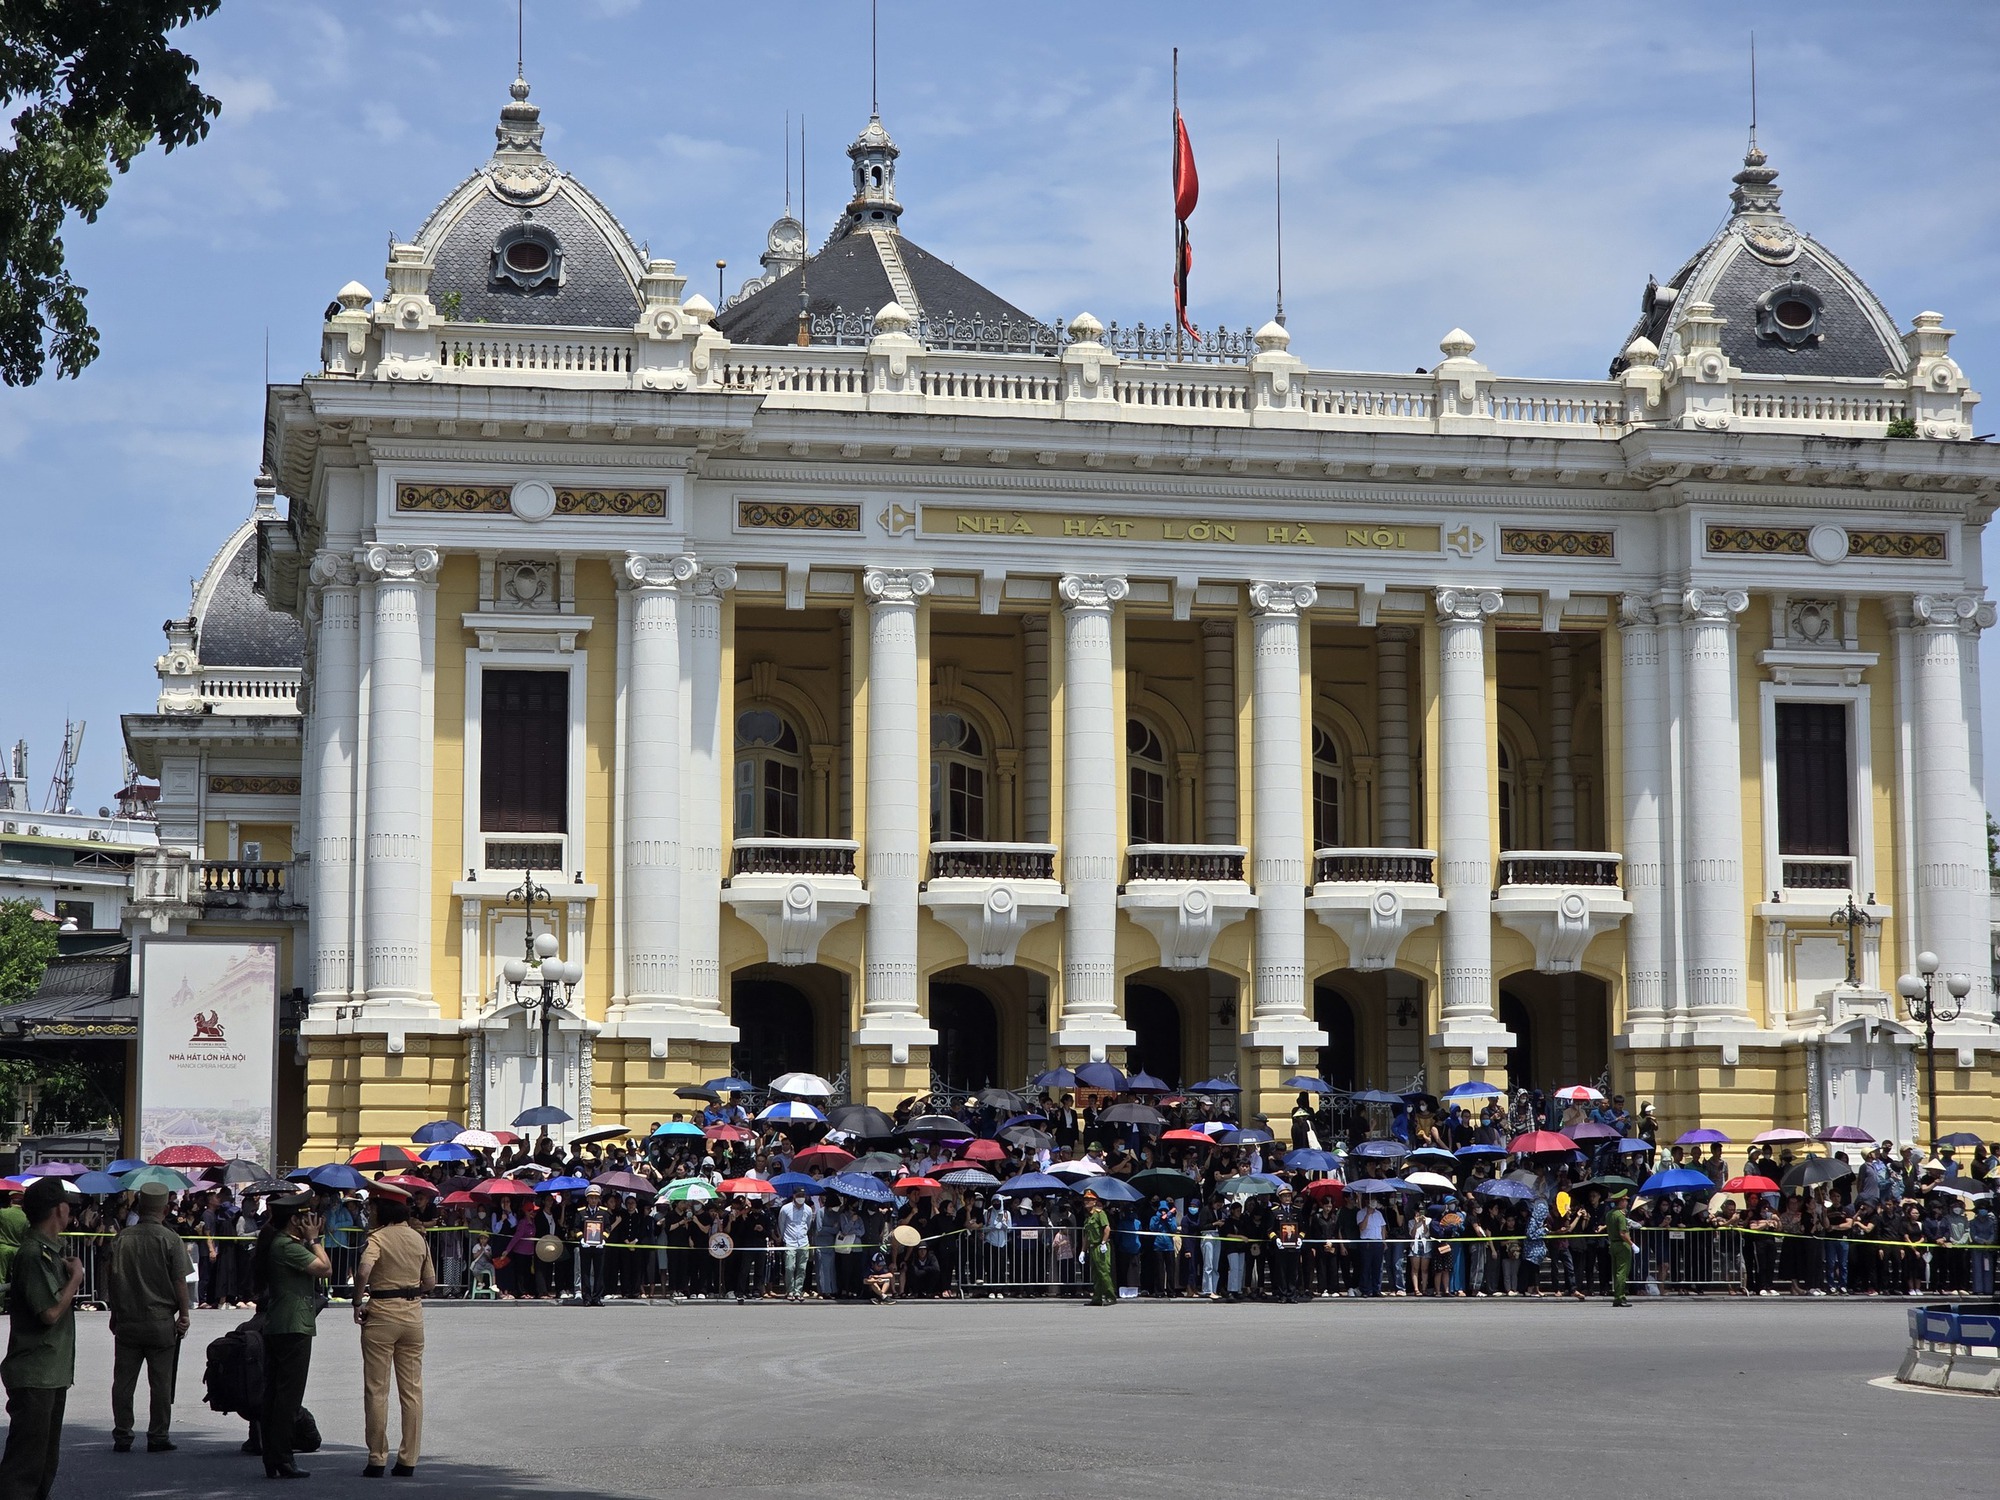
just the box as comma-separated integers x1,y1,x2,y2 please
1,1176,85,1500
1607,1185,1635,1307
105,1182,193,1452
255,1193,329,1481
355,1182,434,1478
575,1184,609,1306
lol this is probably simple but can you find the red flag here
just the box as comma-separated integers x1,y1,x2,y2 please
1175,224,1198,341
1173,111,1199,221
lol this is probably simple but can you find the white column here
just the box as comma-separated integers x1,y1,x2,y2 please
857,567,937,1055
1435,588,1504,1055
1023,613,1051,842
308,551,361,1009
1548,638,1575,849
1907,592,1996,1018
1376,625,1414,847
1201,618,1238,844
1680,587,1751,1024
679,560,735,1021
618,553,693,1014
1246,582,1326,1064
358,543,439,1011
1618,595,1668,1027
1051,574,1135,1058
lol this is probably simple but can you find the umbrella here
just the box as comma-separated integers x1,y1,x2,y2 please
937,1167,1001,1188
1099,1103,1165,1127
1283,1149,1342,1172
305,1164,367,1192
348,1145,417,1169
1936,1132,1985,1150
651,1121,707,1139
512,1105,573,1128
1751,1129,1811,1145
107,1159,144,1175
1349,1089,1405,1105
704,1125,751,1142
1124,1071,1170,1092
75,1172,126,1195
421,1144,474,1163
771,1172,825,1196
506,1163,553,1179
1078,1176,1142,1203
1455,1144,1507,1159
768,1072,836,1098
824,1104,897,1138
1303,1179,1347,1201
997,1112,1049,1131
844,1152,905,1175
1074,1061,1127,1091
470,1177,535,1198
1930,1182,1993,1201
962,1139,1008,1163
891,1176,941,1195
793,1144,855,1170
1002,1127,1054,1151
217,1160,269,1186
1406,1171,1459,1193
900,1114,971,1138
1351,1140,1408,1160
1638,1168,1715,1196
441,1191,477,1206
720,1177,776,1196
1475,1179,1536,1202
376,1174,440,1197
1160,1128,1216,1147
1674,1128,1731,1146
571,1124,634,1145
1190,1121,1236,1137
1616,1138,1656,1155
592,1171,656,1195
409,1120,464,1144
148,1145,225,1168
1408,1147,1459,1167
824,1171,896,1204
1579,1175,1638,1191
703,1077,754,1094
675,1085,721,1103
1218,1174,1286,1196
978,1088,1029,1112
1029,1068,1077,1088
660,1178,717,1203
1781,1156,1855,1189
1509,1131,1577,1155
1442,1081,1503,1100
1721,1175,1781,1195
1279,1077,1329,1094
756,1101,827,1125
1565,1122,1621,1142
1195,1078,1248,1093
535,1175,591,1194
1046,1159,1106,1178
1130,1168,1202,1197
1815,1124,1875,1144
1553,1085,1605,1102
995,1171,1073,1196
452,1130,503,1149
1216,1125,1274,1145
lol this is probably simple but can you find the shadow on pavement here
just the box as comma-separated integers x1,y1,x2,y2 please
57,1437,642,1500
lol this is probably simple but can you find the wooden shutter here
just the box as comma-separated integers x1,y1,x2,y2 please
1775,702,1849,855
481,670,569,833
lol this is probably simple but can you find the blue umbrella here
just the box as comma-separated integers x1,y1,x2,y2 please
1283,1149,1342,1172
1638,1168,1715,1197
409,1120,464,1144
1217,1126,1275,1146
1191,1078,1244,1093
420,1143,473,1163
538,1175,591,1194
994,1172,1074,1196
1345,1178,1405,1196
652,1121,706,1138
824,1171,897,1204
1029,1068,1076,1088
1076,1175,1141,1202
307,1163,368,1192
1408,1146,1459,1165
76,1171,126,1195
769,1172,824,1196
107,1159,144,1175
1281,1077,1333,1094
1442,1081,1503,1100
512,1105,572,1128
996,1113,1048,1133
1349,1089,1404,1106
1074,1061,1127,1091
1616,1138,1656,1155
1125,1071,1170,1092
1475,1179,1537,1202
704,1077,755,1094
1351,1139,1408,1159
1455,1144,1507,1159
756,1101,827,1124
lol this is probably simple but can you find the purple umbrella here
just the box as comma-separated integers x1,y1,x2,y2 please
1816,1125,1875,1144
1566,1122,1621,1142
1674,1129,1731,1146
23,1163,89,1178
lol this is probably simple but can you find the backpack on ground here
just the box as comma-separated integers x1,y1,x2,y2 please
204,1320,265,1417
292,1407,322,1453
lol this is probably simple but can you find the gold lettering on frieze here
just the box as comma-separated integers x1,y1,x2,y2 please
923,510,1438,550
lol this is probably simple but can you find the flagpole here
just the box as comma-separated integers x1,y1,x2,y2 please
1173,47,1182,363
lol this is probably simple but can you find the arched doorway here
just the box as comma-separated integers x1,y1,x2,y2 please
1312,985,1357,1089
1124,984,1183,1086
1499,990,1533,1096
929,983,1000,1090
731,979,816,1085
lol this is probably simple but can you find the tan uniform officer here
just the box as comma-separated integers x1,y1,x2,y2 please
353,1183,434,1478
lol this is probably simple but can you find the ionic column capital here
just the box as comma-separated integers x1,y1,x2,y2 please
1435,586,1502,624
1617,592,1658,629
681,557,737,598
1680,586,1748,624
1911,592,1997,631
622,552,699,591
863,566,935,607
1248,580,1318,618
1058,573,1128,613
309,549,359,588
357,543,440,585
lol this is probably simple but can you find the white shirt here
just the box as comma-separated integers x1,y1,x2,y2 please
777,1200,819,1247
1359,1207,1386,1241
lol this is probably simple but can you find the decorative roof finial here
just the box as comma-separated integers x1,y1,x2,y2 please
1730,31,1781,220
487,73,556,202
842,112,902,232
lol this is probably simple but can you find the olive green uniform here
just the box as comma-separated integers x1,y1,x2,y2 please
1085,1208,1115,1306
1607,1205,1632,1306
260,1235,323,1475
1,1229,76,1500
105,1219,193,1446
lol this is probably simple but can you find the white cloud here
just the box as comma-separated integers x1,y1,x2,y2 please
204,72,279,124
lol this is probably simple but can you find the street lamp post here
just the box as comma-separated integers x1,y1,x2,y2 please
500,869,582,1115
1828,891,1878,986
1894,950,1971,1157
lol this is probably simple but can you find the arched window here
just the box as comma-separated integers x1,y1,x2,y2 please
1496,739,1516,851
1127,717,1170,845
930,711,987,841
1311,723,1343,849
735,708,804,838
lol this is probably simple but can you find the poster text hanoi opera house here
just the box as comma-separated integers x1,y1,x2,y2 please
120,77,2000,1162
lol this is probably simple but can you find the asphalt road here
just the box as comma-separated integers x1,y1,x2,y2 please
43,1299,1990,1500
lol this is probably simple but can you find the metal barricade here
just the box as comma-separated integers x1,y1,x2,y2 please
1634,1226,1744,1293
957,1225,1083,1294
59,1232,109,1309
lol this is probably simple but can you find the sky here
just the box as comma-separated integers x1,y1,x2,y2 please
4,0,2000,810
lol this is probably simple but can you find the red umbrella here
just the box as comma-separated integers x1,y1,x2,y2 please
470,1177,534,1197
1161,1129,1216,1146
1722,1175,1781,1195
793,1144,854,1170
893,1176,942,1194
705,1124,751,1142
963,1139,1007,1162
1303,1179,1347,1202
719,1177,774,1196
150,1145,225,1168
374,1174,439,1197
348,1145,418,1168
491,1130,521,1145
1508,1131,1577,1156
441,1191,476,1206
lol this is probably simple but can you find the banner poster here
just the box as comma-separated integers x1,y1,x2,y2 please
139,939,279,1167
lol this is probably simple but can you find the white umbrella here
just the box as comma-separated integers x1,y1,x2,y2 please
1047,1159,1106,1178
571,1123,632,1145
1553,1085,1604,1103
1406,1170,1458,1193
768,1072,836,1098
452,1130,502,1149
506,1163,552,1180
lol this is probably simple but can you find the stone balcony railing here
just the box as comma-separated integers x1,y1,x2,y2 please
1314,848,1438,885
927,842,1059,882
199,667,302,716
921,842,1066,969
1492,850,1630,974
1496,852,1624,889
1779,855,1857,893
1307,847,1446,971
729,839,859,879
722,839,866,967
1120,844,1255,970
129,850,306,921
1124,845,1248,884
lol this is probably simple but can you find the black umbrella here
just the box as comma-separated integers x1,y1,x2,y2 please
844,1152,907,1176
824,1103,896,1138
899,1114,971,1138
675,1085,721,1103
1098,1102,1165,1127
1001,1126,1054,1151
219,1159,269,1186
978,1088,1028,1112
1781,1155,1855,1189
1130,1167,1201,1198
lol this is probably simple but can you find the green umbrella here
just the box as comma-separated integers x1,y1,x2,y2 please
120,1166,193,1193
1129,1168,1201,1199
1218,1174,1283,1196
660,1178,717,1203
1579,1175,1637,1191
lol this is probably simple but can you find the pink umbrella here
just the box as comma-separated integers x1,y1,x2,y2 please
22,1163,90,1178
1752,1129,1812,1144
